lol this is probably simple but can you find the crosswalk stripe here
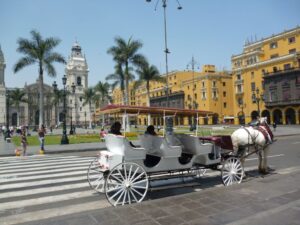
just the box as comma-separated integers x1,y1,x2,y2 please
0,200,110,225
0,190,96,210
0,175,87,190
0,165,88,177
0,155,95,165
0,158,93,170
0,162,91,174
0,182,89,199
0,170,88,183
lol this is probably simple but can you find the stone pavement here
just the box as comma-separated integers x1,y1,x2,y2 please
19,165,300,225
0,125,299,157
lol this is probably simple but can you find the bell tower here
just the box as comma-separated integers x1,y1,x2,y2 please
65,41,90,127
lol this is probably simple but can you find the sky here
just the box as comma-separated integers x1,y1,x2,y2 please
0,0,299,88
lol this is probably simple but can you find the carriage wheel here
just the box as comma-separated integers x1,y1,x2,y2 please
105,162,148,206
87,157,105,193
221,157,244,186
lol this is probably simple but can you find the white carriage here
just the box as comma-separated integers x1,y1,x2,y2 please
87,132,243,206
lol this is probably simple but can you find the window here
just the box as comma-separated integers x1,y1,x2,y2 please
270,54,279,59
212,81,216,87
269,91,277,102
262,69,266,75
223,82,226,86
194,84,196,89
202,92,206,99
237,74,241,80
273,67,278,73
194,93,197,99
188,85,190,90
289,48,296,54
212,91,217,99
284,64,291,70
202,81,205,87
79,97,82,102
270,42,278,49
80,107,82,111
223,102,227,108
237,84,242,93
77,77,82,86
223,91,226,97
288,36,296,44
283,89,291,100
251,82,256,91
70,100,72,104
251,71,254,79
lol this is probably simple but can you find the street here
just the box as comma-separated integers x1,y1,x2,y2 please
0,135,299,225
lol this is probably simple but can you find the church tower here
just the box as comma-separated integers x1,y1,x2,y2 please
0,45,6,126
65,41,91,127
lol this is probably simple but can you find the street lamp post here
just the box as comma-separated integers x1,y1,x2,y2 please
53,76,69,144
146,0,182,108
187,56,199,130
252,87,264,118
84,111,87,129
70,83,76,135
5,91,10,140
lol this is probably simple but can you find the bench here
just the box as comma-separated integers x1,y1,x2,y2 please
139,134,182,158
174,134,213,155
104,134,146,160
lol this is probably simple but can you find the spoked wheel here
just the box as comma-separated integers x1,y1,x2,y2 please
87,157,105,193
105,162,148,207
221,157,244,186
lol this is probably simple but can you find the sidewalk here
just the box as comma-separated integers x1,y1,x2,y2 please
21,165,300,225
0,125,299,157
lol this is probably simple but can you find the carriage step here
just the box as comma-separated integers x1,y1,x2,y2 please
148,172,198,181
149,182,200,191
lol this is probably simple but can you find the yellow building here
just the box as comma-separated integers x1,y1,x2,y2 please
110,65,234,126
231,26,300,124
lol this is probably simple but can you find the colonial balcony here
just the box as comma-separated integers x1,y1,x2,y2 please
234,79,244,85
263,67,300,78
265,99,300,107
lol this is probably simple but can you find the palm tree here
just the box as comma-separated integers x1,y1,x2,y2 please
82,87,99,129
135,62,165,125
94,81,111,127
95,81,111,106
106,63,135,104
9,89,27,126
13,30,66,127
51,89,64,126
107,36,146,105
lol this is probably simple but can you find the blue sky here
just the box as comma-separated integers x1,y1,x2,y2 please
0,0,299,88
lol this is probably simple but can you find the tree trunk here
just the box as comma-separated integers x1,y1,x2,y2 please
38,68,44,127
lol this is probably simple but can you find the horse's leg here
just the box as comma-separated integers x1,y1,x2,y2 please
262,146,270,174
258,149,264,174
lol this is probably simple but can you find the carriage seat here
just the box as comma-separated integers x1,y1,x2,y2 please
104,134,146,160
139,134,181,158
175,134,213,155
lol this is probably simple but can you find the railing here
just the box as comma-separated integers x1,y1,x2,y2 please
263,67,300,78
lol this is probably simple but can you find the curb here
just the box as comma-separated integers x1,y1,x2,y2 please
0,133,299,157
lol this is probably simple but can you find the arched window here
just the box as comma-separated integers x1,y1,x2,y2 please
77,77,82,86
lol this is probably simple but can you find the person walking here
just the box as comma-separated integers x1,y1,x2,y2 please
273,122,277,132
38,124,46,154
21,127,28,156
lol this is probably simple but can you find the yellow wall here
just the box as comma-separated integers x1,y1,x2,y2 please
231,27,300,124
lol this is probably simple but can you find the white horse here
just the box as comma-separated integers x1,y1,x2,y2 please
231,117,274,174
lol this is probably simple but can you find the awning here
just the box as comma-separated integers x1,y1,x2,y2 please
97,104,212,117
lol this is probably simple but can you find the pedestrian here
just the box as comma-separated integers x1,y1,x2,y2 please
109,122,122,135
100,128,107,142
145,125,157,136
38,124,46,153
21,127,28,156
273,122,277,132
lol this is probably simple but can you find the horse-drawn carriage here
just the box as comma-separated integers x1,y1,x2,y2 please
87,105,274,206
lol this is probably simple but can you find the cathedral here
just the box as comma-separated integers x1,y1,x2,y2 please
0,42,92,129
